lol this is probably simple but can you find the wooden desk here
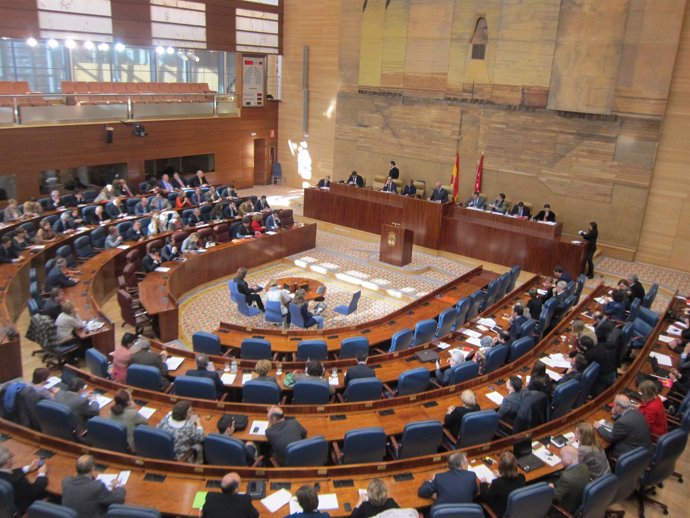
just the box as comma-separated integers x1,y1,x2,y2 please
139,224,318,342
274,277,325,300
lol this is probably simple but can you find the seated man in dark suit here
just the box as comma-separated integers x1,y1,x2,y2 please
402,179,417,197
507,304,528,343
234,266,264,311
55,377,99,430
141,247,162,274
347,170,364,188
533,203,556,222
317,175,331,188
435,349,466,386
594,394,653,457
510,201,531,218
45,258,78,292
344,351,376,385
0,446,49,515
125,220,145,242
627,273,645,302
106,198,127,219
185,207,206,226
381,176,398,193
550,445,590,514
0,235,21,264
418,452,478,506
130,339,169,387
488,193,508,214
61,455,125,518
265,406,307,466
186,354,224,399
497,375,524,425
429,182,449,202
202,472,259,518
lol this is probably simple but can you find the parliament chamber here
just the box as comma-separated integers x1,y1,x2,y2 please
1,1,690,518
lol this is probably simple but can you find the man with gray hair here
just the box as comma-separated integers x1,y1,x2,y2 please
550,445,589,514
435,349,466,386
418,452,478,505
0,446,48,514
185,353,224,398
627,273,645,302
594,394,652,457
62,454,125,518
130,338,169,387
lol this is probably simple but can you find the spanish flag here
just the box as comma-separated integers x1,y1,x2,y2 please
450,152,460,204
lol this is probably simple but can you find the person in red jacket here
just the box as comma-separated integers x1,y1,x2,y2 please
637,380,668,441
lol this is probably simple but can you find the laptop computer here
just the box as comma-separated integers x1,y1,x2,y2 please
414,349,440,363
649,356,670,378
513,437,545,472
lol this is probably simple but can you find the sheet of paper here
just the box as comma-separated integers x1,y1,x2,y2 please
241,373,253,385
674,321,688,329
667,326,683,336
192,491,208,510
329,376,339,386
485,391,504,405
96,471,130,487
466,336,483,347
44,376,61,389
265,231,277,235
154,267,171,273
221,373,237,385
537,289,548,296
249,420,269,436
116,244,130,250
138,407,156,420
476,325,489,332
533,447,561,467
261,489,292,513
594,297,607,304
437,342,451,350
545,369,563,382
165,356,184,371
462,329,482,338
469,463,496,482
657,335,675,344
547,354,571,369
478,318,496,327
650,352,673,366
93,394,113,409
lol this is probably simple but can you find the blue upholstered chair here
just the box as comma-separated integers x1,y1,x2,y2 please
575,361,600,407
430,504,484,518
87,417,129,453
105,504,162,518
192,331,222,355
453,298,471,330
396,367,430,396
85,348,109,378
508,336,534,362
549,379,581,420
334,427,386,464
0,478,16,517
613,446,652,504
342,378,383,402
240,338,272,360
435,307,458,338
243,380,281,404
126,365,165,392
265,300,284,324
388,328,413,353
35,400,77,441
133,426,176,460
340,336,369,359
27,501,78,518
389,420,443,459
456,410,499,448
296,339,327,361
567,473,619,518
293,380,330,404
501,482,553,518
204,434,251,466
483,345,508,374
446,361,479,385
638,429,687,515
411,319,437,347
334,291,361,317
236,292,261,317
283,436,328,467
174,376,217,400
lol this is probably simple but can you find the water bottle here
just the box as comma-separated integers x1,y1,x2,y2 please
231,359,238,373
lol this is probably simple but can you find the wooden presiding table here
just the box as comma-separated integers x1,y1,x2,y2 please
273,277,325,300
139,224,318,342
303,185,586,277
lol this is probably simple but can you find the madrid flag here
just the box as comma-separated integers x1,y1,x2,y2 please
474,153,484,193
450,152,460,204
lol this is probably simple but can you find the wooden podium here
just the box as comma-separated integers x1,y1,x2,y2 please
379,224,413,266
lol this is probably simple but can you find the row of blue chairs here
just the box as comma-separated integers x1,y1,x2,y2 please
0,498,161,518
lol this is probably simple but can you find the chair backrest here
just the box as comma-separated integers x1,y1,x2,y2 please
265,300,284,323
0,478,16,517
503,482,554,518
288,303,307,328
243,380,280,404
174,376,217,400
614,446,652,503
105,504,162,518
430,504,484,518
35,400,76,441
575,361,600,407
519,319,536,339
133,425,176,460
549,379,581,419
284,435,328,466
484,279,501,308
453,297,471,330
398,420,443,459
341,426,387,464
411,319,437,346
213,223,230,243
126,365,163,391
398,367,430,396
343,378,383,402
389,328,413,353
90,226,106,248
204,433,248,466
27,501,78,518
296,340,327,361
436,307,458,338
340,336,369,359
483,345,508,373
509,336,534,361
637,306,659,328
447,361,479,385
240,338,272,360
642,282,658,308
74,235,93,258
227,279,239,302
467,290,486,320
87,416,129,453
574,473,619,518
28,298,41,316
116,221,133,237
627,297,641,322
293,380,330,404
573,273,586,302
641,428,688,487
56,244,76,267
191,331,222,355
458,410,499,447
341,291,361,314
85,347,109,378
507,265,521,293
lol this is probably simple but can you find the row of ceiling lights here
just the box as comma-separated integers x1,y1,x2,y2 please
24,37,200,61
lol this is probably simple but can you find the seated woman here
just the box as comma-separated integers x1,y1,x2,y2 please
286,485,330,518
479,452,526,517
289,289,325,329
444,389,480,439
637,380,668,441
250,213,264,234
175,191,192,209
351,479,399,518
157,400,205,462
252,359,278,384
108,389,147,450
527,360,553,398
3,199,22,222
111,333,139,383
573,421,611,480
181,232,201,252
11,228,32,251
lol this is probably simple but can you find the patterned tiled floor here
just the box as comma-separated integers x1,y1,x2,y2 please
176,185,690,346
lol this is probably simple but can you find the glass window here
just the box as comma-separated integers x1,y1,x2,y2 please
40,163,129,194
113,47,152,83
0,41,67,92
144,153,215,178
189,50,220,92
156,51,186,83
71,47,112,83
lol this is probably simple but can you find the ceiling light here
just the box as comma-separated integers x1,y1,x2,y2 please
114,42,125,52
47,39,59,48
84,40,94,50
177,50,188,61
166,46,174,55
187,51,200,62
97,42,109,52
26,37,38,47
155,46,165,55
64,39,76,49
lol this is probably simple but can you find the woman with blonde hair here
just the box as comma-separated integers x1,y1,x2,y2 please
351,479,399,518
3,199,21,222
638,380,668,441
253,359,277,384
574,421,611,479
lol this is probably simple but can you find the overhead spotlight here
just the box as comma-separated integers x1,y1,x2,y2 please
97,42,109,52
166,46,174,55
114,42,125,52
64,39,76,49
47,39,59,48
132,124,147,137
177,50,188,61
84,40,95,50
26,37,38,47
155,46,165,55
187,51,200,62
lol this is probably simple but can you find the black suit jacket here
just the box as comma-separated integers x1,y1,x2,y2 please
0,469,48,514
444,404,480,438
344,363,375,385
0,245,18,263
597,408,653,457
317,179,331,188
45,268,77,291
106,204,126,219
202,491,259,518
347,174,364,187
141,255,160,274
389,166,399,179
430,188,448,202
265,418,307,466
418,468,478,506
381,182,397,193
479,474,525,518
510,204,532,218
185,369,224,398
534,210,556,222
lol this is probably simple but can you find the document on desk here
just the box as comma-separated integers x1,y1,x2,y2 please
478,318,496,328
533,447,561,467
469,463,496,482
485,391,504,405
116,244,130,250
96,470,130,486
329,376,339,386
545,369,563,382
241,373,253,385
667,326,683,336
650,352,673,367
165,356,184,371
138,407,156,420
658,335,675,344
221,373,237,385
44,376,61,389
465,336,483,347
249,420,269,436
462,329,482,339
154,267,171,273
93,394,113,409
436,342,451,350
261,488,292,513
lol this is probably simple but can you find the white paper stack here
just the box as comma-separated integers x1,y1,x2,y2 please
221,373,237,385
165,356,184,371
485,391,504,405
533,447,561,467
469,463,496,482
261,489,292,512
249,420,269,436
650,352,673,366
138,407,156,420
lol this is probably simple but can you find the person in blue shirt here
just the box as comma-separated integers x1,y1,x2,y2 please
284,485,330,518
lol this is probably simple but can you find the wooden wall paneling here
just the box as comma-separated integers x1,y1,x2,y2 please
0,6,38,39
111,0,152,47
205,2,235,52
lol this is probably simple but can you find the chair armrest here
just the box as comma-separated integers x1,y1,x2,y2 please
330,441,342,465
430,379,443,389
389,435,400,451
481,503,499,518
269,456,280,467
372,347,386,355
442,428,457,445
336,393,345,403
251,455,264,467
382,383,395,397
218,393,228,402
550,504,572,518
496,419,514,437
221,349,233,358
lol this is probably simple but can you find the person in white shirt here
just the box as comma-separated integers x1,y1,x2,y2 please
266,282,292,317
55,301,85,342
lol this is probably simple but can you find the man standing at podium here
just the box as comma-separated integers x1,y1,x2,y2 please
388,161,400,179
